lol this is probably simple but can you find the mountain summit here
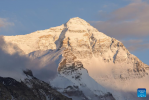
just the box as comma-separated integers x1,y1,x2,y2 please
65,17,91,27
3,17,149,100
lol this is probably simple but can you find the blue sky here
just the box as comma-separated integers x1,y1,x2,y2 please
0,0,149,65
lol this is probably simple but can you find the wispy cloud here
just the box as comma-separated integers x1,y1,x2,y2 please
127,44,149,51
0,18,14,29
122,39,149,51
90,0,149,39
122,39,143,45
103,5,108,8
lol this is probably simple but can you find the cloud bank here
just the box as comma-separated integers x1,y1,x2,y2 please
0,36,57,82
122,39,149,51
90,0,149,39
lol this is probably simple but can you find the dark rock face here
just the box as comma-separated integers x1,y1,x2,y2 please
0,76,38,100
23,69,33,77
58,49,84,74
98,92,116,100
63,86,88,99
0,76,72,100
62,86,116,100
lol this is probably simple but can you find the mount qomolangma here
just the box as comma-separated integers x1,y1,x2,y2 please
2,17,149,100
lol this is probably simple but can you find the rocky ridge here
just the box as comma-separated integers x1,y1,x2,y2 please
0,70,72,100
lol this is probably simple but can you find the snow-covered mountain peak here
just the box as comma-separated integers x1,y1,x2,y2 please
2,17,149,100
66,17,91,27
3,17,110,54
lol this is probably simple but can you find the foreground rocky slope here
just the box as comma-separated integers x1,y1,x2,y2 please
0,70,72,100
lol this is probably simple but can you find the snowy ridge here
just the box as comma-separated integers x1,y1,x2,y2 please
4,24,64,54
